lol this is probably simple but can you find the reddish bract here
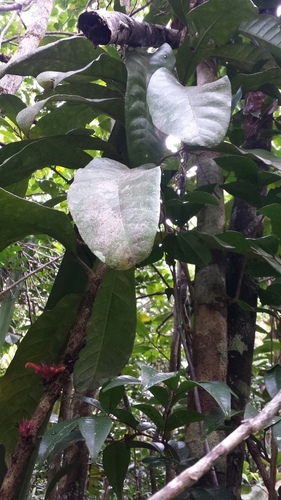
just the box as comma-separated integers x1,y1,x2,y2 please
25,361,65,380
18,419,37,438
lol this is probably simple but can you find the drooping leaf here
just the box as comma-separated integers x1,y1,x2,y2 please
201,407,225,440
0,37,103,78
133,404,165,430
39,418,81,464
102,376,141,392
17,94,123,137
167,0,190,25
140,365,177,390
68,158,161,270
0,134,110,187
147,72,231,147
0,294,81,456
0,188,76,253
0,270,22,352
99,384,126,413
166,409,204,432
239,14,281,66
176,0,257,83
78,415,112,460
199,382,234,419
211,43,274,73
103,442,130,500
111,409,139,429
265,365,281,399
74,268,136,391
0,94,26,125
125,44,175,167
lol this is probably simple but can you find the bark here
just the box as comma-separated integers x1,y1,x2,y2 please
185,62,228,487
0,0,55,95
226,102,273,498
78,10,181,49
55,392,96,500
0,263,107,500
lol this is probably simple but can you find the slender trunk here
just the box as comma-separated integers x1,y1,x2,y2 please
0,0,55,95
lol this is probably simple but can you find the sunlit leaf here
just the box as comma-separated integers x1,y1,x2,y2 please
68,158,161,270
78,415,112,460
147,72,231,147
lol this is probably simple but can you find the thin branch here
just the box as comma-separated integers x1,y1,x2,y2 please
149,390,281,500
0,254,63,300
0,0,34,13
246,438,273,496
229,257,247,304
130,0,152,17
0,11,17,49
151,263,171,289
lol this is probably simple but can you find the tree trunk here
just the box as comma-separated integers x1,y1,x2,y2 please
0,0,55,95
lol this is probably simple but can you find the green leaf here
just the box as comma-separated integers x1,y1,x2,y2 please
140,366,177,390
0,134,108,187
68,158,161,270
167,0,190,25
147,72,231,147
184,191,219,205
231,67,281,94
133,404,165,431
17,94,123,137
103,442,130,500
215,156,259,184
0,188,76,253
176,0,257,83
149,386,169,409
259,204,281,221
0,294,81,456
167,439,190,463
177,232,212,267
103,376,141,392
39,418,81,464
166,409,204,432
211,43,274,73
78,415,112,461
265,365,281,399
201,407,225,440
125,44,175,167
0,95,26,125
199,382,233,418
222,181,262,208
273,421,281,450
99,384,125,413
111,409,139,429
74,268,136,391
0,270,22,352
239,14,281,66
0,37,102,77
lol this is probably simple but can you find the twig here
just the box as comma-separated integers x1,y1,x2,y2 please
0,11,17,49
151,263,171,289
229,257,247,304
149,390,281,500
246,438,274,497
0,254,63,300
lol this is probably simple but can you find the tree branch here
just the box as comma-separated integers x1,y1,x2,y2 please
77,10,181,49
0,262,107,500
149,390,281,500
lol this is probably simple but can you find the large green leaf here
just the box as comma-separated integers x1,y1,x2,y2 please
147,72,231,147
17,94,123,137
0,294,81,456
231,67,281,94
0,37,102,77
140,365,177,390
166,409,204,432
74,268,136,391
78,415,112,460
125,44,175,168
0,189,76,253
167,0,190,25
0,95,26,125
68,158,161,270
39,418,81,464
211,43,274,73
103,442,130,500
0,134,110,187
133,404,165,430
176,0,257,83
239,14,281,66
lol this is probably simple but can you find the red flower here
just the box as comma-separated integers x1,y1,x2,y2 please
25,362,65,380
18,419,37,439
